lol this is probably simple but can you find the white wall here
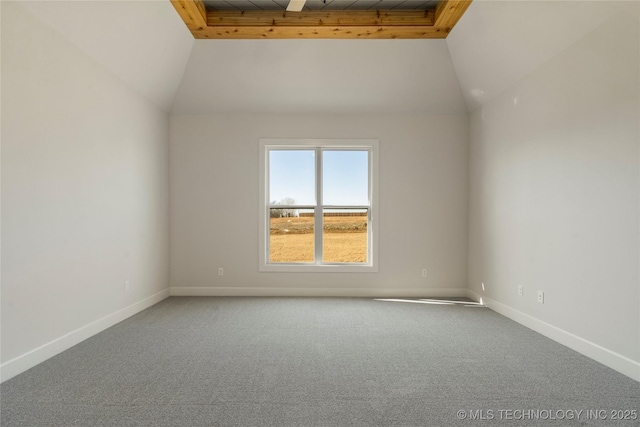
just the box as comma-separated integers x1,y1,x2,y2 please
170,114,468,296
466,8,639,379
1,2,170,381
172,39,467,115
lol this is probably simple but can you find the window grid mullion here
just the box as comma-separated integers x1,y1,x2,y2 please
314,148,323,265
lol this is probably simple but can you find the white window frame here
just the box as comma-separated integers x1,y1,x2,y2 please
259,139,379,272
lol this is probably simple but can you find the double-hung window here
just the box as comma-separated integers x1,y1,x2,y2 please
259,139,378,272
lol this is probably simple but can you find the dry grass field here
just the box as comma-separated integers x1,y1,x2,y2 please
270,216,367,263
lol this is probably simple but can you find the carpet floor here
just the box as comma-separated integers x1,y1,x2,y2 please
1,296,638,426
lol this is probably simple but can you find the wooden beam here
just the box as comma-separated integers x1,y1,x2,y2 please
172,1,473,39
207,10,435,27
197,10,443,39
435,0,472,31
194,24,447,40
171,0,206,31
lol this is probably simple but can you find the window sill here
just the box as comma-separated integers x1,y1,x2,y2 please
259,263,377,273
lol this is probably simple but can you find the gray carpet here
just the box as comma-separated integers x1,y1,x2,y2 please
1,297,638,426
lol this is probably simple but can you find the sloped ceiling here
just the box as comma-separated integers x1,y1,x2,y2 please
171,0,640,115
16,0,194,112
12,1,638,115
171,39,467,114
447,0,640,111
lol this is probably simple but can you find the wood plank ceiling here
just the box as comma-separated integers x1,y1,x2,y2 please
171,0,472,39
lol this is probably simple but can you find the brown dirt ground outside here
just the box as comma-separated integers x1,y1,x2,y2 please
269,216,367,263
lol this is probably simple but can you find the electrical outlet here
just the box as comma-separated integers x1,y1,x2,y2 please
218,267,224,276
124,280,130,292
421,268,427,277
518,285,523,296
537,291,544,304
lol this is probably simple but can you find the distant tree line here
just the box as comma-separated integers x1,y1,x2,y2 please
270,197,299,218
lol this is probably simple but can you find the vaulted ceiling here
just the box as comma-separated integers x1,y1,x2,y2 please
12,1,636,114
171,0,472,38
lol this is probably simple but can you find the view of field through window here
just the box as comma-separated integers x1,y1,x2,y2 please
269,211,368,263
268,148,369,264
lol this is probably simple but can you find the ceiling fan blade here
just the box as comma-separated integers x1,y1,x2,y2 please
286,0,306,12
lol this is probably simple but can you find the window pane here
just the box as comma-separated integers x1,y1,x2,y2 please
322,209,367,263
269,150,315,206
323,150,368,206
269,209,314,263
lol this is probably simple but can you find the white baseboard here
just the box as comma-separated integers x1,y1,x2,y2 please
0,289,170,383
170,286,470,298
467,290,640,382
